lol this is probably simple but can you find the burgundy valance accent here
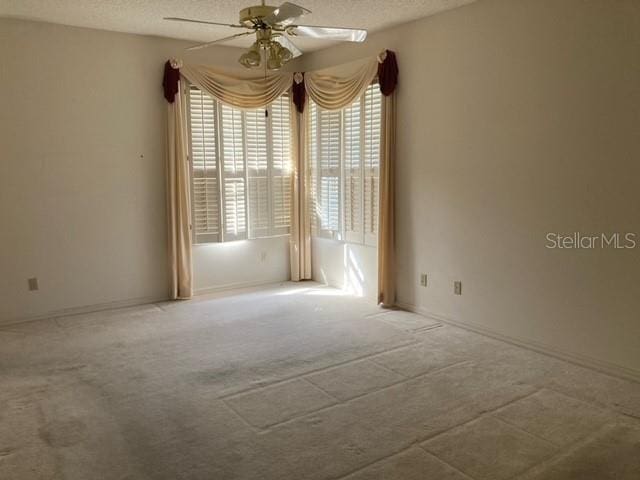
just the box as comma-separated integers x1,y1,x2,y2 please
163,60,180,104
292,73,306,114
378,50,398,96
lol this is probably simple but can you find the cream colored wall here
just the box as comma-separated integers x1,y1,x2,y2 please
0,19,293,323
193,236,290,295
312,238,377,299
302,0,640,375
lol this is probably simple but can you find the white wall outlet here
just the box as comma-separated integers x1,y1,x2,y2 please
454,281,462,295
28,277,39,291
420,273,428,287
260,251,267,262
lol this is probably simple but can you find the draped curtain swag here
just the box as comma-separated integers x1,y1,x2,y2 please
304,57,378,111
181,64,293,110
162,51,398,304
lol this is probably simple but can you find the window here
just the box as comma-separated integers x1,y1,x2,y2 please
187,86,292,243
309,84,382,246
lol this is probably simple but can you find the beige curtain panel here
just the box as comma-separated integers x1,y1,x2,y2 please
166,85,193,300
289,94,312,281
378,93,396,307
181,64,293,110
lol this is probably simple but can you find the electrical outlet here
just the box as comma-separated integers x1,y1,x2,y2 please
420,273,428,287
28,277,39,291
260,251,267,262
454,281,462,295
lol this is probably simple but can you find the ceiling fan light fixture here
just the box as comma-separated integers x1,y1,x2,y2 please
266,57,280,70
238,42,262,68
266,41,293,70
279,45,294,63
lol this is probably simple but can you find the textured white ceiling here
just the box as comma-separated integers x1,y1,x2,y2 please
0,0,476,53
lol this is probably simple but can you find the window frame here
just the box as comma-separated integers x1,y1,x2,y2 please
317,107,343,240
186,85,223,244
185,83,292,244
362,85,381,247
309,82,382,247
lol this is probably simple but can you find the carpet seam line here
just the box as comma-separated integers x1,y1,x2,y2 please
259,360,475,433
217,339,423,400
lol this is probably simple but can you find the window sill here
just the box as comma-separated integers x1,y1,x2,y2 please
311,235,376,249
194,234,290,246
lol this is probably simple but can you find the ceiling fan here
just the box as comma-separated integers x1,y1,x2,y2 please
164,1,367,70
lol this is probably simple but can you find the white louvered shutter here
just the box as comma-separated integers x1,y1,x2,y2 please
188,86,220,243
308,85,382,246
245,108,269,239
318,107,342,238
220,104,248,240
363,84,382,246
188,88,295,244
309,101,319,235
343,97,363,243
270,95,292,235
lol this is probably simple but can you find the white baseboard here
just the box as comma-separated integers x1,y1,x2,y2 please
194,279,289,296
311,278,378,303
395,301,640,384
1,294,169,328
2,280,290,327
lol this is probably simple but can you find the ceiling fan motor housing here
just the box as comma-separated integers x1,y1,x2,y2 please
239,5,277,27
256,28,273,48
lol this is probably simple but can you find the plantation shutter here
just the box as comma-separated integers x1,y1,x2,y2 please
270,94,292,235
187,86,294,244
188,86,220,243
309,101,319,235
363,84,382,246
220,104,248,240
245,108,269,239
343,97,363,243
318,107,342,238
308,83,382,246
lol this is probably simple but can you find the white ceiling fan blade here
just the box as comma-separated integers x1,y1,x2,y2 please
186,31,254,51
291,25,367,42
164,17,245,29
274,35,302,58
263,2,310,27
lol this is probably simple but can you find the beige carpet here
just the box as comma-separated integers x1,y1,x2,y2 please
1,282,639,479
